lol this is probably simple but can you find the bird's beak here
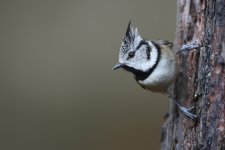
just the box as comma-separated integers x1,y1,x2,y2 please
112,63,124,70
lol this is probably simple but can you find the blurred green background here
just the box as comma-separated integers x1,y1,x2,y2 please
0,0,176,150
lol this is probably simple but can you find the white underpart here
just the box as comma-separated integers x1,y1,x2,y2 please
138,51,176,91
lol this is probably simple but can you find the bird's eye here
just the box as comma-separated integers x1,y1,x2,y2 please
128,51,135,58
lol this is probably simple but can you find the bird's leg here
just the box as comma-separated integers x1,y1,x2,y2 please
172,41,200,119
176,41,201,55
172,98,197,119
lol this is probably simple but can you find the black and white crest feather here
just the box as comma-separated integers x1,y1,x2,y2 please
121,21,141,54
125,21,133,44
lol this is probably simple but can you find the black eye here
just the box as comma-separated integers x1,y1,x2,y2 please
128,51,135,58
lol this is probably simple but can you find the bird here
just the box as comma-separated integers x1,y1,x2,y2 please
112,21,197,119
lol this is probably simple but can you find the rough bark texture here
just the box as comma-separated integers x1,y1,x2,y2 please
161,0,225,149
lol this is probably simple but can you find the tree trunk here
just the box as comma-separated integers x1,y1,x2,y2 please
160,0,225,149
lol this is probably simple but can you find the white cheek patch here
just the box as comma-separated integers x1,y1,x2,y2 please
138,42,158,72
119,41,159,72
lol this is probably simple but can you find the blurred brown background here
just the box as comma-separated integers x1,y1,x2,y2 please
0,1,176,150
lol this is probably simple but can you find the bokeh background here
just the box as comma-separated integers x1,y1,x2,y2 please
0,1,176,150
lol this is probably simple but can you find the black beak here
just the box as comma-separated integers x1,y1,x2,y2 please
112,63,124,70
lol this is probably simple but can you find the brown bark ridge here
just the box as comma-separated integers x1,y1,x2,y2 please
160,0,225,150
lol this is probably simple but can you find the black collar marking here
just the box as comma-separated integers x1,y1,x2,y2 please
123,41,161,81
136,40,148,50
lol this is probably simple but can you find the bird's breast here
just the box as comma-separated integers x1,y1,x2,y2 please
137,55,177,93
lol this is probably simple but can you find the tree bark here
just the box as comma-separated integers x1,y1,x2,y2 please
160,0,225,149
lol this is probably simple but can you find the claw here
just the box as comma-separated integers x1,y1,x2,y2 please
179,106,197,119
186,106,195,111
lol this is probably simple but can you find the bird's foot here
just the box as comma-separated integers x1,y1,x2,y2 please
176,41,201,55
172,98,197,119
